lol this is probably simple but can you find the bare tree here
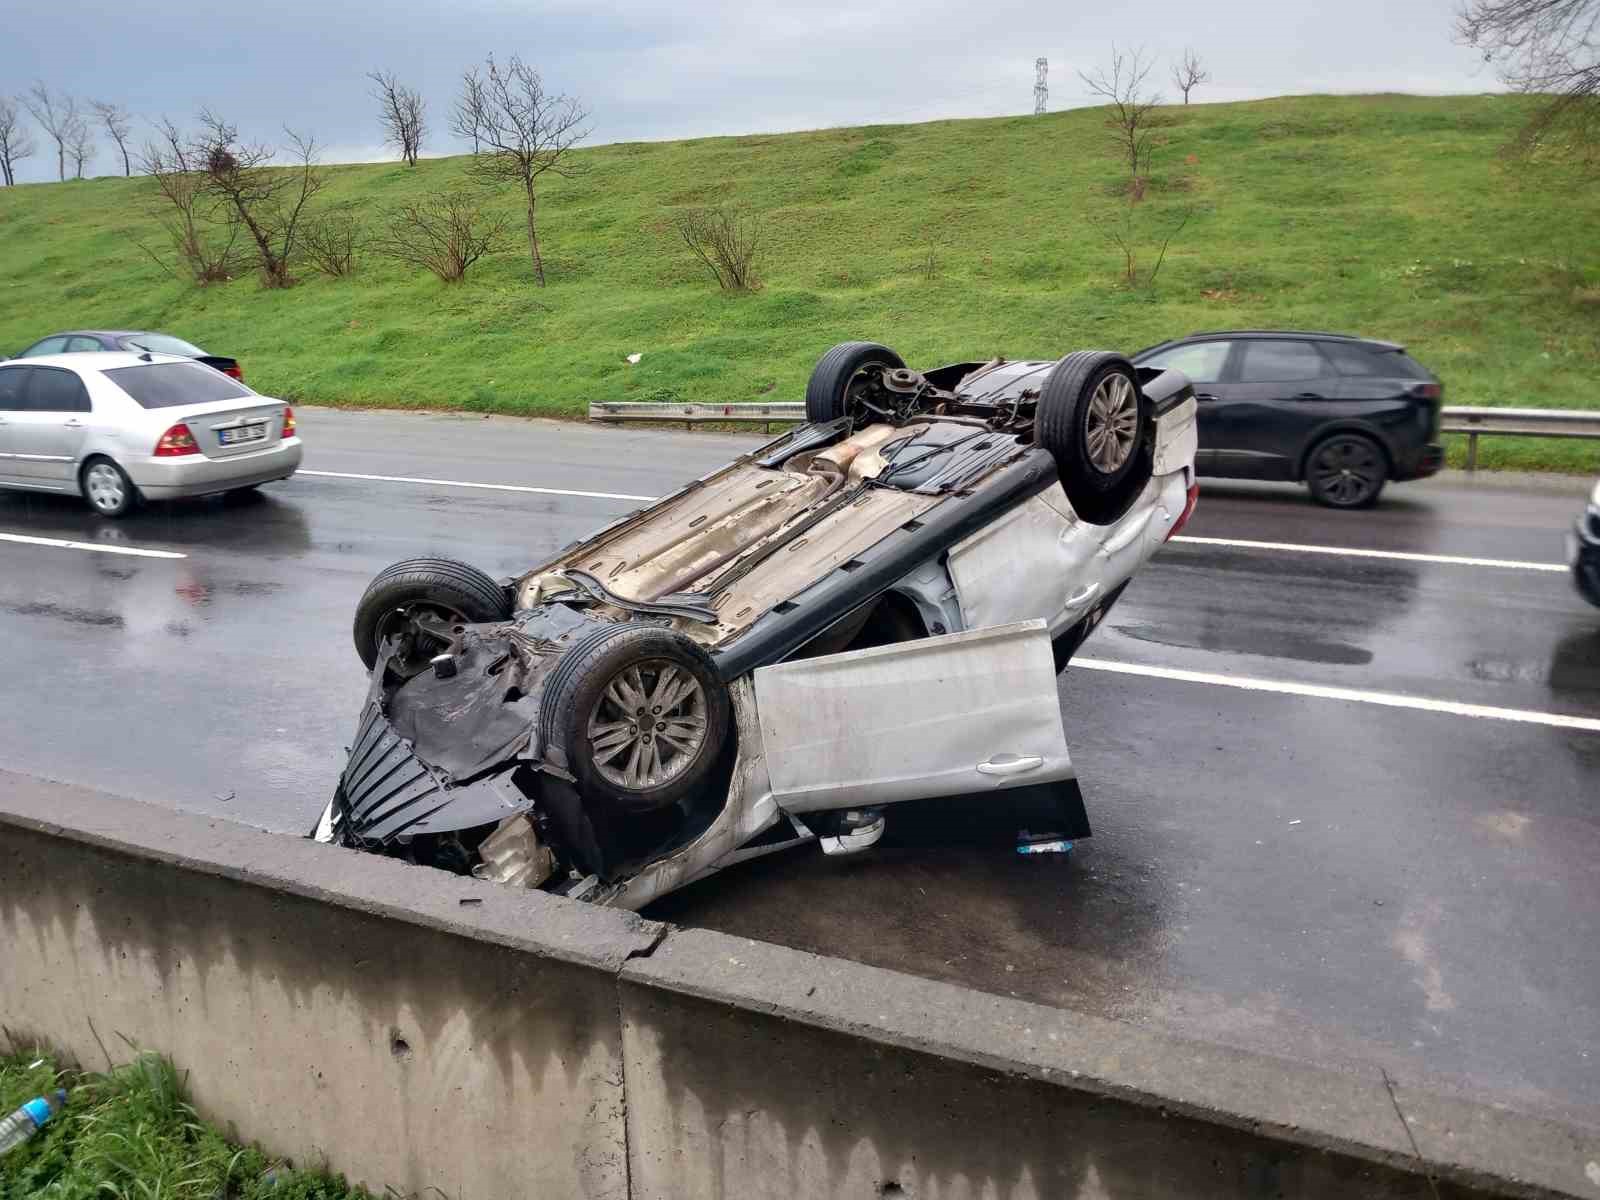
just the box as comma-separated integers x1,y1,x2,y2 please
0,97,36,186
672,204,763,290
456,65,485,154
92,100,133,175
1079,46,1163,183
20,82,79,182
368,70,426,166
300,204,366,276
377,190,507,281
67,113,94,178
1460,0,1600,157
137,117,243,283
195,112,325,287
451,54,589,284
1171,48,1211,104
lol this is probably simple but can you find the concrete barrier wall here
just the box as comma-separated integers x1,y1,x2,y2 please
2,771,1595,1200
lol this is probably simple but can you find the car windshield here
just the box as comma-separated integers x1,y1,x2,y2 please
123,333,208,357
102,361,252,408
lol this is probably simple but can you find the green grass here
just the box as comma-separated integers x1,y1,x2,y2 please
1,92,1597,472
0,1050,372,1198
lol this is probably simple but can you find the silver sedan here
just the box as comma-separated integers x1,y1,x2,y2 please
0,352,301,517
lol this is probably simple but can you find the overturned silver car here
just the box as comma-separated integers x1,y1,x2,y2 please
314,342,1199,907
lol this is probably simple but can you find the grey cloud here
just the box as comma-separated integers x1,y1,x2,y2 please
1,0,1493,183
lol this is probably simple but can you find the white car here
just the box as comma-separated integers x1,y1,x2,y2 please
315,341,1198,908
0,352,300,516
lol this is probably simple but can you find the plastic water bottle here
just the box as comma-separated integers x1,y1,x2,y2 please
0,1090,67,1156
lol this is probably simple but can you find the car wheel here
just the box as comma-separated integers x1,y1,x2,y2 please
80,458,139,518
1036,351,1153,524
541,623,730,814
1305,435,1387,509
352,557,512,674
804,341,905,425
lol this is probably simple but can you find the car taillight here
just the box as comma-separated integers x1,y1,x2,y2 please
1412,382,1442,400
224,364,243,381
1166,481,1200,541
154,422,199,457
282,406,296,439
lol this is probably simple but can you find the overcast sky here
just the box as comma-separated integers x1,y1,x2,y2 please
2,0,1498,183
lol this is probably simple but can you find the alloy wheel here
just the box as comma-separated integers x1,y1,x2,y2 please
586,658,709,791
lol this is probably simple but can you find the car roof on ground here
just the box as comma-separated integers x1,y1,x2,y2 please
3,352,195,371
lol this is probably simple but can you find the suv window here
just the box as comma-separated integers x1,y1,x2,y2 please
0,367,29,410
103,361,251,408
1141,341,1230,384
26,366,92,413
1238,340,1328,383
1322,342,1431,380
21,336,70,357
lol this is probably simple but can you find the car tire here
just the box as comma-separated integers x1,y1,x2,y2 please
352,557,513,673
1305,434,1387,509
1036,351,1153,524
541,623,730,814
804,341,905,425
80,457,139,518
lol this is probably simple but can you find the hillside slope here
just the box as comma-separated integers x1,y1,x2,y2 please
1,93,1596,469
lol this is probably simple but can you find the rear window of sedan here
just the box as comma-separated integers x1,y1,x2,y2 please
102,361,252,408
123,333,207,357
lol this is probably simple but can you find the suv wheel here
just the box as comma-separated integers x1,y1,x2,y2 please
1306,435,1387,509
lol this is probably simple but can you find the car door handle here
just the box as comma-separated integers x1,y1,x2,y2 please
1292,392,1324,400
976,755,1045,777
1195,392,1218,402
62,419,83,428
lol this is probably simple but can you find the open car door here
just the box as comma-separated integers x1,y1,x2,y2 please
752,619,1076,814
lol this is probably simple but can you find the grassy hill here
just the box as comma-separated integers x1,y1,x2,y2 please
2,92,1597,471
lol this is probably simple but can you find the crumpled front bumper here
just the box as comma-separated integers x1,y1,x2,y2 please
325,701,533,846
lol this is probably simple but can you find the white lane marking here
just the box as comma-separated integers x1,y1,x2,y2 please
1074,657,1600,733
1171,535,1566,574
302,470,1570,573
299,469,655,503
0,532,186,560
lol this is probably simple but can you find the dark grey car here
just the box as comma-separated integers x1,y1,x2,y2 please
12,331,243,383
1133,330,1444,508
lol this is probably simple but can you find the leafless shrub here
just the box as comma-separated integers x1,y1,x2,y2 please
300,204,366,276
451,53,589,285
1102,203,1192,289
368,70,425,166
92,100,133,175
1459,0,1600,162
1171,48,1211,105
195,112,325,287
136,118,243,284
672,204,762,291
1079,46,1163,184
20,81,79,182
378,190,507,282
0,97,36,186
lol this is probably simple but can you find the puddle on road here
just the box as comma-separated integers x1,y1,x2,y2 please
1112,621,1374,666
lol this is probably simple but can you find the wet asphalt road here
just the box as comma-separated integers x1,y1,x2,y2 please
3,407,1598,1125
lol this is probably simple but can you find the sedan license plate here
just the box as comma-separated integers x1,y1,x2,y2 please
219,423,267,446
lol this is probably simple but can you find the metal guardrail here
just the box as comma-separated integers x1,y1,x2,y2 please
1441,406,1600,471
589,400,1600,469
589,400,804,430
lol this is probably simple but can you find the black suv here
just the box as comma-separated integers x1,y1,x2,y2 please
1133,331,1443,508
